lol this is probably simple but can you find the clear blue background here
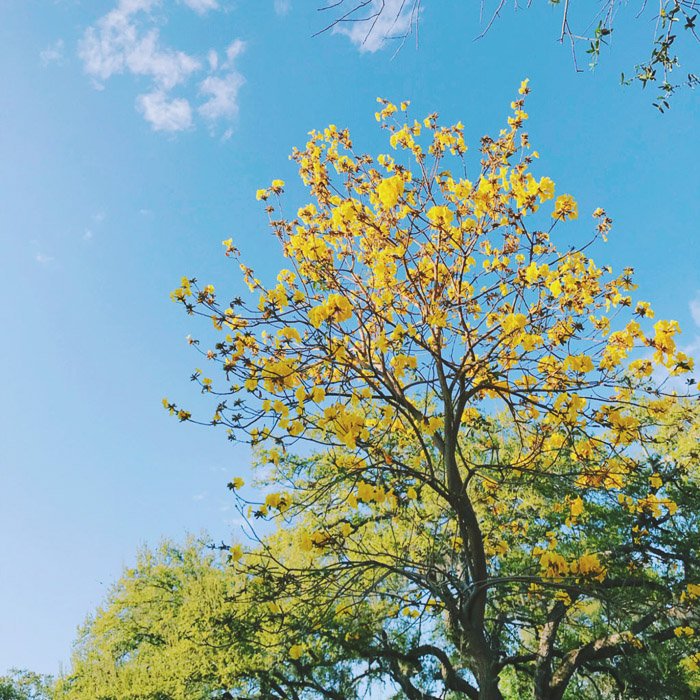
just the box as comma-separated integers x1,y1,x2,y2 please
1,0,698,675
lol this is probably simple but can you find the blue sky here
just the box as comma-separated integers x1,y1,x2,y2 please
1,0,698,677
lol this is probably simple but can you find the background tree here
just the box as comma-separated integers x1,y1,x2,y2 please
54,538,394,700
317,0,699,109
0,671,53,700
167,85,698,698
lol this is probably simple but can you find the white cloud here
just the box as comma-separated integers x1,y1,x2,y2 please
181,0,218,13
79,0,243,134
137,90,193,131
79,3,199,89
79,0,158,81
224,38,245,66
83,228,94,241
125,30,200,88
690,293,700,328
198,40,245,122
35,253,54,265
198,73,244,121
274,0,291,17
120,0,160,12
207,48,218,71
686,293,700,383
333,0,416,52
40,39,65,66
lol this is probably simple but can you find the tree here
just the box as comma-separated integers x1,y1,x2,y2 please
0,671,53,700
58,427,700,698
317,0,700,109
166,84,699,698
54,539,394,700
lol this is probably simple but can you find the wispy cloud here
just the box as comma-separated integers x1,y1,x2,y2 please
137,89,193,131
198,73,244,122
198,40,245,123
274,0,291,17
685,293,700,381
35,253,54,265
181,0,219,13
690,292,700,328
662,294,700,387
333,0,416,52
79,1,244,134
40,39,65,66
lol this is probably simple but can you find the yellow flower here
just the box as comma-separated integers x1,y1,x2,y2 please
261,358,300,391
682,584,700,602
289,644,304,659
231,477,245,489
681,653,700,673
634,301,654,318
265,492,282,508
572,553,606,581
540,551,569,578
309,294,353,328
278,326,301,342
537,176,555,202
552,194,578,221
426,205,454,228
570,496,584,517
376,175,405,210
326,294,353,324
564,354,594,374
308,305,328,328
500,313,528,335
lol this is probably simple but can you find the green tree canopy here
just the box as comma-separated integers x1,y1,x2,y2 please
0,670,53,700
54,538,392,700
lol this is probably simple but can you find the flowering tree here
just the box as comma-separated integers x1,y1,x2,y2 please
167,84,699,698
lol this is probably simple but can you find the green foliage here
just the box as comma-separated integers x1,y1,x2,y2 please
54,538,388,700
0,670,53,700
